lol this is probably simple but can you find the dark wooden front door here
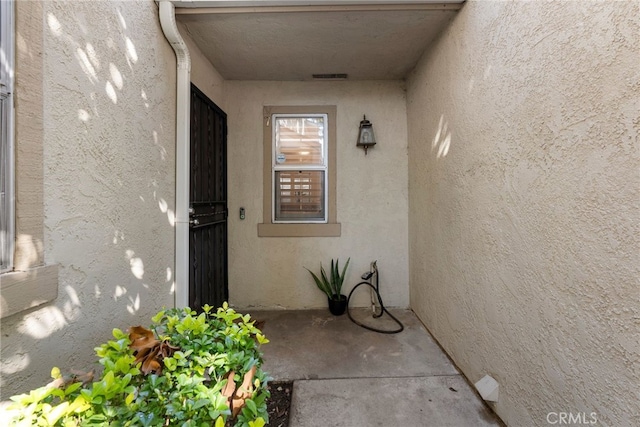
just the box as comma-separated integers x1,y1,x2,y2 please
189,84,228,310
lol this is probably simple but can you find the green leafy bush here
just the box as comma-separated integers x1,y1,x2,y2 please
6,304,270,427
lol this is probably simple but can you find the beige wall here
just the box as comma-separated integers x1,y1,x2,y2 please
1,0,176,399
13,1,44,271
0,0,59,321
179,21,225,108
224,81,409,310
407,1,639,425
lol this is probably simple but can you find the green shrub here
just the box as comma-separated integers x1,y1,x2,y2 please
6,303,270,427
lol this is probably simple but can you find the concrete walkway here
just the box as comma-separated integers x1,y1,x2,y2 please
249,308,502,427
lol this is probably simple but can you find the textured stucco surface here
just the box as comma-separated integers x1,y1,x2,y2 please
1,0,176,399
13,0,45,270
224,81,409,310
407,1,639,426
178,21,225,108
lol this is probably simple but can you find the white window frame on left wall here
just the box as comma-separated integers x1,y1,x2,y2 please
0,0,15,273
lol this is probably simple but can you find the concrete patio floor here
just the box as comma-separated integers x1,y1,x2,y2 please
247,308,503,427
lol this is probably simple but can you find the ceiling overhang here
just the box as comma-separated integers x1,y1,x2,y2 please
170,0,464,10
169,0,465,81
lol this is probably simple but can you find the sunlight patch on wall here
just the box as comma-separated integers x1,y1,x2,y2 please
14,234,42,270
15,32,31,61
116,8,127,30
114,285,127,300
0,353,30,375
76,47,98,84
130,258,144,280
62,286,82,321
153,130,168,160
158,198,168,213
89,92,99,118
105,81,117,104
125,249,144,280
85,43,100,71
112,230,125,245
18,307,67,339
126,293,140,314
141,89,149,109
47,13,62,37
151,188,172,223
65,285,81,306
166,267,172,282
109,63,123,90
125,37,138,65
432,114,452,159
78,109,90,122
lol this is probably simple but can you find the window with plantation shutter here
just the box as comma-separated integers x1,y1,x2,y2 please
259,105,340,237
272,114,327,222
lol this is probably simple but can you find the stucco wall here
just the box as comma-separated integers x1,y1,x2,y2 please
407,1,639,426
178,21,225,108
225,81,409,310
13,0,45,271
1,0,176,399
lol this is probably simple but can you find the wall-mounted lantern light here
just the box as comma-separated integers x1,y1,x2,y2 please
356,115,376,155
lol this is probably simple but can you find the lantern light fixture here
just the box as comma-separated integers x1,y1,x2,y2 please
356,115,376,155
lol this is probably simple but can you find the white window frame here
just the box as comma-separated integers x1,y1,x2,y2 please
271,113,329,224
0,0,15,273
258,105,340,238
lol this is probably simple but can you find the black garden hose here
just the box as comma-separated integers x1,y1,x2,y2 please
346,265,404,334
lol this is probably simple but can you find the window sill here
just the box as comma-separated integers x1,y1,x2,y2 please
0,264,59,319
258,223,341,237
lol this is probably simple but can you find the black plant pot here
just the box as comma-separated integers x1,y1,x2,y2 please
328,295,347,316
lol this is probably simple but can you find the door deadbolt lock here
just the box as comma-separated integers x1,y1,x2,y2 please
239,207,245,220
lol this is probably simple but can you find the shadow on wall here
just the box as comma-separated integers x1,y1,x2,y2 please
0,5,176,399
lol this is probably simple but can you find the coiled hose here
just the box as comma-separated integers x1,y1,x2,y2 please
346,262,404,334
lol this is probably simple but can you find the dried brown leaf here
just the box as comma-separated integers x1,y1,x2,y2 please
231,366,257,417
158,341,179,358
128,326,178,376
222,371,236,398
129,326,159,352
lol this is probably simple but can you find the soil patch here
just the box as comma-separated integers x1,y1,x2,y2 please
266,381,293,427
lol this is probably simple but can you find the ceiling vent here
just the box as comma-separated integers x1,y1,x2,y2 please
312,73,348,80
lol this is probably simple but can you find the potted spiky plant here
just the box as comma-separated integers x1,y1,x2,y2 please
305,258,351,315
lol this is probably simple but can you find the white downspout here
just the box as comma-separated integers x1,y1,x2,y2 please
159,1,190,308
